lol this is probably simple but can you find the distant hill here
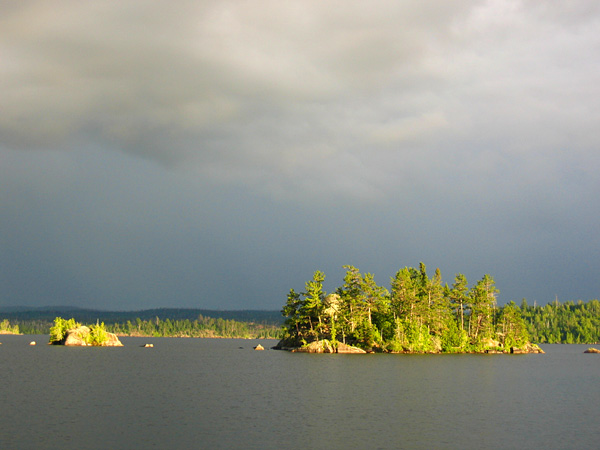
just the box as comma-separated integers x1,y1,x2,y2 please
0,306,284,325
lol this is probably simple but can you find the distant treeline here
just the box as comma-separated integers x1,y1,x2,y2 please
107,315,280,339
3,300,599,343
0,307,283,325
1,308,282,339
521,299,600,344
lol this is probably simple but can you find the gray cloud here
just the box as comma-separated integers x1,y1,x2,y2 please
1,1,599,309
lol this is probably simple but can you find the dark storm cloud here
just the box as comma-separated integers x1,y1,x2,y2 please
1,1,599,309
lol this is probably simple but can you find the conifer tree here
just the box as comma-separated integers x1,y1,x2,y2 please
498,301,529,349
300,270,326,339
448,273,469,332
469,274,498,345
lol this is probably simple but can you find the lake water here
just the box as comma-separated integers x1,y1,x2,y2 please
1,335,598,450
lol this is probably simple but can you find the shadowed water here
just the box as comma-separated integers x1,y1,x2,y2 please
1,335,598,449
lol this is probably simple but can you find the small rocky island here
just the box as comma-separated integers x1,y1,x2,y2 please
0,319,21,335
277,265,544,354
49,317,123,346
274,339,367,353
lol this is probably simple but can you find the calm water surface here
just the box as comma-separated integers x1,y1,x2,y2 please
1,335,598,449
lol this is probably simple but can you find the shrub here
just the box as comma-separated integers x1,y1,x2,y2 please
86,322,109,346
0,319,19,334
49,317,80,344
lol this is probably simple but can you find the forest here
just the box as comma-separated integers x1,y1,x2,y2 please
521,299,600,344
1,278,599,345
105,315,280,338
280,264,552,353
2,312,280,339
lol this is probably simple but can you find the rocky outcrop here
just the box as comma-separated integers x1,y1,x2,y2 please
336,342,367,354
292,340,334,353
480,338,502,350
275,339,366,354
103,333,123,346
61,326,123,347
584,347,600,353
63,326,90,346
274,337,542,354
510,343,545,354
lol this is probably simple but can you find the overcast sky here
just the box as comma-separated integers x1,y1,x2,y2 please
1,1,599,311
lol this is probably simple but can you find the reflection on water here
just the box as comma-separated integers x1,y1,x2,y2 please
1,336,599,449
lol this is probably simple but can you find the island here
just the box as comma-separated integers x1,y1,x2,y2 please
0,319,20,335
275,264,544,354
49,317,123,346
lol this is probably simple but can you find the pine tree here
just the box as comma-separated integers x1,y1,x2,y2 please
299,270,326,339
448,273,469,332
469,274,498,347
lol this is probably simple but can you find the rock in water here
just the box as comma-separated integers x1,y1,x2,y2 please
292,341,367,353
584,347,600,353
254,344,265,351
104,332,123,347
336,343,367,354
64,326,91,346
62,326,123,346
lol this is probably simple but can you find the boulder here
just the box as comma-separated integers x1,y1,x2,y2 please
525,343,544,354
511,343,545,354
283,340,367,354
323,340,335,353
64,326,91,346
63,326,123,347
103,332,124,347
254,344,265,351
293,341,325,353
584,347,600,353
480,338,502,349
336,343,367,354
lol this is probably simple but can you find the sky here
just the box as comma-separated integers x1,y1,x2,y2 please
1,0,599,311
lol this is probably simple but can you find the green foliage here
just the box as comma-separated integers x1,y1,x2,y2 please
440,318,468,352
108,314,281,339
278,270,327,346
498,302,529,349
49,317,110,345
86,321,109,346
280,263,537,353
521,299,600,344
49,317,80,343
468,274,498,343
0,319,20,334
404,320,440,353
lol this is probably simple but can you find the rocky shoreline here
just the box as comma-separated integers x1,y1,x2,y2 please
274,339,366,353
273,339,544,354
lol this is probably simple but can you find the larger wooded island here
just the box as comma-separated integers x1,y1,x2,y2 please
275,264,543,354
